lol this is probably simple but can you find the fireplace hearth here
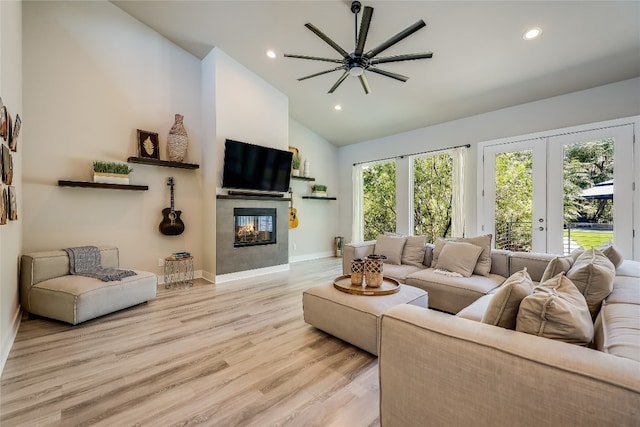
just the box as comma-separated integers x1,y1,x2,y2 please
234,208,276,247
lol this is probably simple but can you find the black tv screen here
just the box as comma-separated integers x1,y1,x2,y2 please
222,139,293,193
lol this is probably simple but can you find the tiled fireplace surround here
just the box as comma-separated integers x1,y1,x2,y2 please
216,196,289,276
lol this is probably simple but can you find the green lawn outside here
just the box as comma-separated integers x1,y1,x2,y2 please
563,229,613,249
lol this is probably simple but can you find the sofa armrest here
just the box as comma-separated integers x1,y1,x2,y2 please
379,305,640,427
342,241,376,276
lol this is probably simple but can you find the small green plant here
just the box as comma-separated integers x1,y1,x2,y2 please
292,154,301,170
312,184,327,192
93,161,133,175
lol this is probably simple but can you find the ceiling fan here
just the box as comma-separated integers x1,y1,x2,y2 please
284,1,433,94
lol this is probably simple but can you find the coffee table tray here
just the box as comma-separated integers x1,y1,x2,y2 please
333,275,400,296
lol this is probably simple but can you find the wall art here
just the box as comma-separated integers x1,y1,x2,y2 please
10,113,20,152
2,144,12,185
8,185,17,221
137,129,160,159
0,105,7,141
0,187,6,225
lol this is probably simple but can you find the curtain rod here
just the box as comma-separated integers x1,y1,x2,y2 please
352,143,471,166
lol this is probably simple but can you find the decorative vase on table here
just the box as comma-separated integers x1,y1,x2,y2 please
364,254,386,288
167,113,188,162
350,258,365,286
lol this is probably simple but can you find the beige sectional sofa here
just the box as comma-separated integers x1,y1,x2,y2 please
20,246,157,325
344,239,640,426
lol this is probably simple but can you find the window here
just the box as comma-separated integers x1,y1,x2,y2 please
362,160,396,241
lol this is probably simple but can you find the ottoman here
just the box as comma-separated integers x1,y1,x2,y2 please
303,282,428,355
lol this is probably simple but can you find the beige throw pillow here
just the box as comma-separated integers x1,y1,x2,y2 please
374,234,407,265
540,255,574,283
566,248,616,318
516,273,594,346
435,241,484,278
432,234,492,276
598,242,624,268
481,268,533,329
401,235,427,267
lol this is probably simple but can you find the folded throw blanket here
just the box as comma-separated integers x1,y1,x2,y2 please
64,246,136,282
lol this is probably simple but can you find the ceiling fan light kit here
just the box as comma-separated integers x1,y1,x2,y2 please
284,1,433,94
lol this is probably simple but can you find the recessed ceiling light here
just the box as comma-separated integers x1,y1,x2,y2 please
334,104,342,111
266,50,277,59
523,27,542,40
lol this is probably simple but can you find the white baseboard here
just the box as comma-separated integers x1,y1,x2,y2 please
1,306,22,376
289,251,335,263
215,263,290,284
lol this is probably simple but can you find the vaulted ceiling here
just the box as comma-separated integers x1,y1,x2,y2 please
112,1,640,146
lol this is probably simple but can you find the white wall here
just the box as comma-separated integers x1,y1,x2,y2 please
0,0,23,373
288,119,339,261
338,77,640,242
22,1,203,276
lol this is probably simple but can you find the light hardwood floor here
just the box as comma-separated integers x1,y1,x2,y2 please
1,258,380,427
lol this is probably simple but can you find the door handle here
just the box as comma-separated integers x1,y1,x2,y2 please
539,226,544,231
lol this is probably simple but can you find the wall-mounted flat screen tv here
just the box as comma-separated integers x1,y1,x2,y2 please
222,139,292,193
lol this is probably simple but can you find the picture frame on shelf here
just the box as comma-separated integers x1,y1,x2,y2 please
137,129,160,159
10,113,20,152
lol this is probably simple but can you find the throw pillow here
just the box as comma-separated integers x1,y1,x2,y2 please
598,242,623,268
401,235,427,267
540,255,574,283
435,241,484,278
516,273,594,346
481,268,533,329
432,234,492,276
374,234,407,265
566,248,616,318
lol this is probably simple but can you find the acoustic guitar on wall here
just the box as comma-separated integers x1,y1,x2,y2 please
159,177,185,236
288,187,298,229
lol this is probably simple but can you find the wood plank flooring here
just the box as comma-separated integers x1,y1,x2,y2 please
0,258,380,427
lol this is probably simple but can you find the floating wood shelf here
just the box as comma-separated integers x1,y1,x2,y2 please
291,176,315,181
58,180,149,191
302,196,337,200
217,195,291,202
127,157,199,169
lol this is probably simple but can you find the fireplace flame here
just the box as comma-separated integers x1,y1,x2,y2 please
237,224,256,238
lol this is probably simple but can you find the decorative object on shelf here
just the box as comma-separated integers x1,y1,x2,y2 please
335,236,344,257
288,187,299,228
350,258,364,285
0,187,6,225
303,158,310,177
159,176,185,236
364,254,386,288
291,152,301,176
312,184,327,197
8,185,17,221
93,161,133,185
0,103,7,141
167,113,188,162
9,113,20,152
137,129,160,160
2,144,12,185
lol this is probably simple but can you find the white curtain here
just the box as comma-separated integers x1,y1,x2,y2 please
352,164,365,243
451,147,467,237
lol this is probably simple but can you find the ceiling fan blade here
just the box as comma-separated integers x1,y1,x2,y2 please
354,6,374,56
297,67,344,81
284,54,343,64
367,67,409,82
358,74,371,94
305,23,349,57
365,20,426,58
328,71,350,93
370,52,433,64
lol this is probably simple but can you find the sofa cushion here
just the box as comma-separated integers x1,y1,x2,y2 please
435,241,484,278
374,234,407,265
604,276,640,305
540,254,574,283
566,248,615,318
456,294,494,322
594,301,640,363
481,268,533,329
598,242,624,268
432,234,492,276
509,252,556,282
516,273,594,346
380,264,424,284
615,260,640,278
402,235,427,267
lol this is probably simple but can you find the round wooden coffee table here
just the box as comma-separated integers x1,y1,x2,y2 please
333,275,400,296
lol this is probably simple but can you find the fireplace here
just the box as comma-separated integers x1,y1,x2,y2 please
234,208,277,247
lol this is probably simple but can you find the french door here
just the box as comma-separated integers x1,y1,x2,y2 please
480,119,636,258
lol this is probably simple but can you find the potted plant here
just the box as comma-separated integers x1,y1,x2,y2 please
312,184,327,196
93,161,133,184
291,153,301,176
